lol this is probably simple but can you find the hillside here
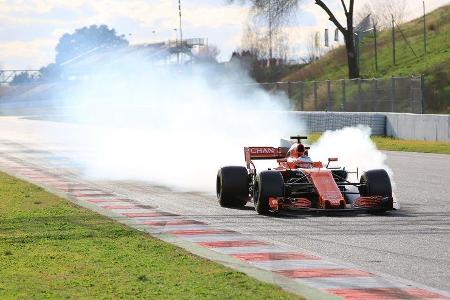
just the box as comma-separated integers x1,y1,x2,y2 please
283,4,450,113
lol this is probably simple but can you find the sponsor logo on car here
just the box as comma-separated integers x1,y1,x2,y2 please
250,148,276,155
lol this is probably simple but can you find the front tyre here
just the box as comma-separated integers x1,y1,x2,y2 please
359,169,393,212
217,166,249,208
254,171,284,215
359,169,392,198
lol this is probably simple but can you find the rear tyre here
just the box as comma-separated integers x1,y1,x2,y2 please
254,171,284,215
217,166,249,208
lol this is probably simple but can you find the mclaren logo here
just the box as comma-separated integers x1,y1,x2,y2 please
250,148,276,154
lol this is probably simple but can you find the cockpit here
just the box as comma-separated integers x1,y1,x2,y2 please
286,143,313,168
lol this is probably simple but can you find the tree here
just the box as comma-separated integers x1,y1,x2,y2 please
356,4,376,26
10,72,37,85
39,63,61,82
231,0,363,78
55,24,128,65
379,0,407,26
304,32,324,63
243,20,291,61
356,0,407,29
314,0,359,78
241,21,267,58
234,0,297,59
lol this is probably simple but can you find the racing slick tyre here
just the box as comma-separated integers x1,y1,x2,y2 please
359,169,393,213
254,171,284,215
359,169,392,197
217,166,249,208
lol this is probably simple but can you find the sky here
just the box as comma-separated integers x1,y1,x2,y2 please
0,0,448,69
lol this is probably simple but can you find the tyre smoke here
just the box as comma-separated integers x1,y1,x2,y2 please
53,53,303,192
309,126,397,205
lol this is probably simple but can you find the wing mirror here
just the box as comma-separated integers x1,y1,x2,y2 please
326,157,338,168
313,161,323,168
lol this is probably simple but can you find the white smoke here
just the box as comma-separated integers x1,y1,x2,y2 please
309,126,397,204
54,52,303,192
310,126,390,175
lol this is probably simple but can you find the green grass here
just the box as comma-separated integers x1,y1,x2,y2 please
283,4,450,113
0,172,299,299
306,134,450,155
371,136,450,154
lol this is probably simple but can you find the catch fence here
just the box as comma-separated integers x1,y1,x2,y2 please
256,76,424,113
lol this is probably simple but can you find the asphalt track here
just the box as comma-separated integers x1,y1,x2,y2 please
0,116,449,297
99,152,450,291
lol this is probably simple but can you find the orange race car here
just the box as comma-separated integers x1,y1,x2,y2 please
216,136,394,214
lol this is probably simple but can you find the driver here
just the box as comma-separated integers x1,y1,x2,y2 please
296,144,313,166
287,143,313,168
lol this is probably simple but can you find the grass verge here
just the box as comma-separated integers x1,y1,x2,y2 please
0,172,299,299
307,133,450,155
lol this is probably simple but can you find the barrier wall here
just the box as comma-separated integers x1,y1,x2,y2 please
385,113,449,142
288,112,449,142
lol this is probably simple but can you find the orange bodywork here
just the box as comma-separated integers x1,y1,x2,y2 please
269,197,280,210
246,142,347,210
305,170,346,209
291,198,312,208
352,196,384,208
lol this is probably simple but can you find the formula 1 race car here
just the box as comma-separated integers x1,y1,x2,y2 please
216,136,393,214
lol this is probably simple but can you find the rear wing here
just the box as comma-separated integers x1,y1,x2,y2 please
244,147,288,170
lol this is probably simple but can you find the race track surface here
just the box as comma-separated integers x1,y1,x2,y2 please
0,116,449,296
100,151,450,291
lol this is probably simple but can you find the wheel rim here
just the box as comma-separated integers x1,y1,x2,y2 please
216,175,222,199
254,180,259,205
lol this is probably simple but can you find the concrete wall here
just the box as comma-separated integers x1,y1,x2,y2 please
288,111,449,142
385,113,449,142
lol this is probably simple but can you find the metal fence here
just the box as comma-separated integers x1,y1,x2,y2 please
257,76,424,113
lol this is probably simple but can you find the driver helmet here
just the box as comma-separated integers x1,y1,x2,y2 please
288,143,305,158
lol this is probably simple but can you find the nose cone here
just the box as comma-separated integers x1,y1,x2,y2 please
308,171,345,209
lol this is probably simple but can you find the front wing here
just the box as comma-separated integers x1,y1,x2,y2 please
268,196,394,213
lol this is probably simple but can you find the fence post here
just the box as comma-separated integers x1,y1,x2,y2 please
313,81,318,111
392,15,396,65
391,77,396,112
409,76,414,113
342,79,346,111
327,80,332,111
372,78,377,112
420,74,425,114
300,81,304,111
358,79,362,111
374,24,378,73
